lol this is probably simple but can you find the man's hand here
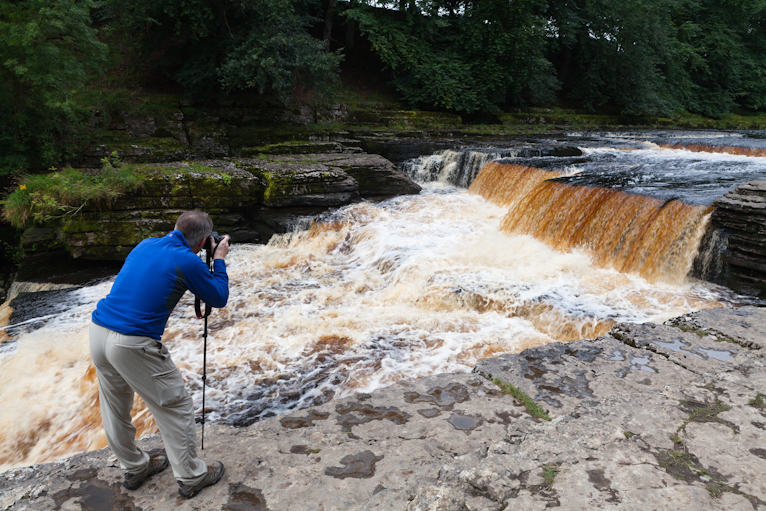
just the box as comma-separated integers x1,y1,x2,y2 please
212,235,230,260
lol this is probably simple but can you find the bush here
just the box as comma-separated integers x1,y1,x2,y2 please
2,154,144,229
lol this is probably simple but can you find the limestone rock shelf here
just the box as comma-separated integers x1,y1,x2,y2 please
2,306,764,510
19,153,420,266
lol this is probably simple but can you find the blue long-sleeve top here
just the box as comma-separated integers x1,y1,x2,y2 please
92,230,228,340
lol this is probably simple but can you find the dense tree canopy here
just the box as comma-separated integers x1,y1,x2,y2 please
3,0,766,176
0,0,107,176
102,0,342,102
346,0,557,112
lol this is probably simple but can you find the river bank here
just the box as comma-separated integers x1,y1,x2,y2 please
1,305,764,511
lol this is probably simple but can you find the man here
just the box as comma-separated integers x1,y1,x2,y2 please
90,210,230,498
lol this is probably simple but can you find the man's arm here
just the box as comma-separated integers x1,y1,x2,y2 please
183,236,230,308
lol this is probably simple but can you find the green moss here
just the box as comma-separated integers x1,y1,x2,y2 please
491,378,551,421
750,393,766,408
672,324,709,337
624,431,635,439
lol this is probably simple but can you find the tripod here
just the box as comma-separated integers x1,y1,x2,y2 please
194,243,215,450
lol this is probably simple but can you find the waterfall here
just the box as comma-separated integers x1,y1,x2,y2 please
660,143,766,158
402,149,502,187
469,162,714,284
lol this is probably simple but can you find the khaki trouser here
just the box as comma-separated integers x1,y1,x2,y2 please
89,322,208,485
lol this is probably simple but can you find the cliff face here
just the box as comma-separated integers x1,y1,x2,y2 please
696,180,766,298
1,306,764,510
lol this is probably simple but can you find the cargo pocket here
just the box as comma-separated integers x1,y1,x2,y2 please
153,368,187,407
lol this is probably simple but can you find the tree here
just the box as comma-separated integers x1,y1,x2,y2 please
674,0,766,117
546,0,690,116
103,0,342,103
345,0,558,113
0,0,107,176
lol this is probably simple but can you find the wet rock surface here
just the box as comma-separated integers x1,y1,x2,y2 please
2,306,765,510
707,179,766,298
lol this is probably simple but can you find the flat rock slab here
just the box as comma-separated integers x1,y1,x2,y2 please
2,307,765,510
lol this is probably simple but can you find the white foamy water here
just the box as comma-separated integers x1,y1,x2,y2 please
0,185,738,471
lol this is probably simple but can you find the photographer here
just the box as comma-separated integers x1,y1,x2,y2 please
89,210,230,499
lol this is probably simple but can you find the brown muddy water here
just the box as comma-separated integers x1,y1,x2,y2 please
0,134,760,472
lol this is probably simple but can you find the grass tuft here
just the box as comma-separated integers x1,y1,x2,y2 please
492,378,551,421
540,465,560,487
2,152,144,229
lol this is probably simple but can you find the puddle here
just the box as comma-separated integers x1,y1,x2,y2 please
653,339,702,358
608,350,625,361
535,371,595,408
403,383,470,409
447,413,483,432
630,356,657,373
417,408,441,418
325,451,384,479
336,402,409,431
53,479,136,511
279,410,330,429
697,348,735,361
224,483,270,511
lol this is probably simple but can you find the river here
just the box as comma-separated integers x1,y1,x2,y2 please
0,129,762,471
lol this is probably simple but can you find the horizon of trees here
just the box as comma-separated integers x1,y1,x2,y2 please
2,0,766,176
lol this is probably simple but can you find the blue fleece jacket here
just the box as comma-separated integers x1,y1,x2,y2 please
92,230,229,340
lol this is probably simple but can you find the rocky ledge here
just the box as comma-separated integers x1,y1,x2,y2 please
700,180,766,299
2,306,765,511
12,152,419,296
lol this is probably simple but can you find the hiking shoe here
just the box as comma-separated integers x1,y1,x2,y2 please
177,461,225,499
123,452,169,490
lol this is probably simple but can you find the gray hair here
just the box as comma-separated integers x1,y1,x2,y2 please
174,210,213,247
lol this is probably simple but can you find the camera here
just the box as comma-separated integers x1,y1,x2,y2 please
204,231,226,255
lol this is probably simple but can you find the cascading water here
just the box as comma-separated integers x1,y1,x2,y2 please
1,132,762,473
467,163,713,284
402,149,502,187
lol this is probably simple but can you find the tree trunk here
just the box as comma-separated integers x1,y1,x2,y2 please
345,18,356,48
323,0,337,53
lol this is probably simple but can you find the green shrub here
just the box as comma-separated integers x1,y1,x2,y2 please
2,153,144,229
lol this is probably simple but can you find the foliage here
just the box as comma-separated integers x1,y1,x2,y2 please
345,0,557,113
2,153,145,229
0,0,107,176
673,0,766,117
545,0,766,116
101,0,342,103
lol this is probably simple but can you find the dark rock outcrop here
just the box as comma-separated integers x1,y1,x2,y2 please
698,180,766,298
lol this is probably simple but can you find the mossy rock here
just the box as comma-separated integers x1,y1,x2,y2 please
255,163,359,208
238,141,345,156
20,227,64,253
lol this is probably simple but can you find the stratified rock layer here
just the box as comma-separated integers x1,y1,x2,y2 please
707,180,766,298
19,153,421,265
2,306,764,510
